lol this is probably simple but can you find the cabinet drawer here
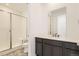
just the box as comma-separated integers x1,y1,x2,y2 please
63,42,77,50
43,39,62,46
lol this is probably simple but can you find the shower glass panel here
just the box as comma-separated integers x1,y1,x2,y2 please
12,14,26,48
0,11,10,51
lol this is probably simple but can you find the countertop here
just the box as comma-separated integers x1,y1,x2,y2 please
35,34,79,45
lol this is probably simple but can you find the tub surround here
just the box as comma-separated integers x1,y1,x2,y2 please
0,43,28,56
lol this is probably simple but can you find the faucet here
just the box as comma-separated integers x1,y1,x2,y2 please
54,33,60,37
55,33,57,37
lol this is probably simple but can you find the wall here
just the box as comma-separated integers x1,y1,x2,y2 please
66,4,79,42
48,3,79,42
27,3,48,56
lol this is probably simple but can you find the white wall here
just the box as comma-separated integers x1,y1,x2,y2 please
27,3,48,56
48,3,79,42
66,4,79,42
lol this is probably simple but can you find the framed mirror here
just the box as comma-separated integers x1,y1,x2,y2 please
49,7,67,40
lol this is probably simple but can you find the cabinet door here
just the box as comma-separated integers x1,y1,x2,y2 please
43,39,63,56
12,14,26,48
63,48,78,56
63,42,77,56
43,44,52,56
51,46,62,56
36,42,42,56
0,11,10,51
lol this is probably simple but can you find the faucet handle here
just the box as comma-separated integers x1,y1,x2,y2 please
55,33,57,37
57,34,60,37
55,33,60,37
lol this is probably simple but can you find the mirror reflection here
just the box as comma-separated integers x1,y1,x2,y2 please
50,7,67,39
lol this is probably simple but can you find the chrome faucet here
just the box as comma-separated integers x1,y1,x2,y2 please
54,33,60,37
55,33,57,37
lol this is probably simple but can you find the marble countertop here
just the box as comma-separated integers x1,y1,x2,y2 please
35,34,79,45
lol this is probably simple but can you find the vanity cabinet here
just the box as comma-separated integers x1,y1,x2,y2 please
43,44,62,56
43,44,52,56
35,38,43,56
62,48,77,56
43,39,63,56
62,42,77,56
35,37,79,56
52,46,63,56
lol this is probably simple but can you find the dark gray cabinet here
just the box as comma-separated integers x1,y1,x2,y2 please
63,48,77,56
35,37,79,56
52,46,62,56
43,43,63,56
43,44,52,56
35,38,43,56
36,42,42,56
43,39,63,56
62,42,78,56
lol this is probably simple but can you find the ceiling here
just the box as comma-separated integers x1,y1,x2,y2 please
0,3,27,13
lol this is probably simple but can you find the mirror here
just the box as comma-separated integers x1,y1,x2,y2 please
49,7,67,39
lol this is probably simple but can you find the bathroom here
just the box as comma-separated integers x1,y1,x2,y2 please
0,3,79,56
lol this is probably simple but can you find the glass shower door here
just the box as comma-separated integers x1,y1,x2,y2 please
0,11,10,51
12,14,26,48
